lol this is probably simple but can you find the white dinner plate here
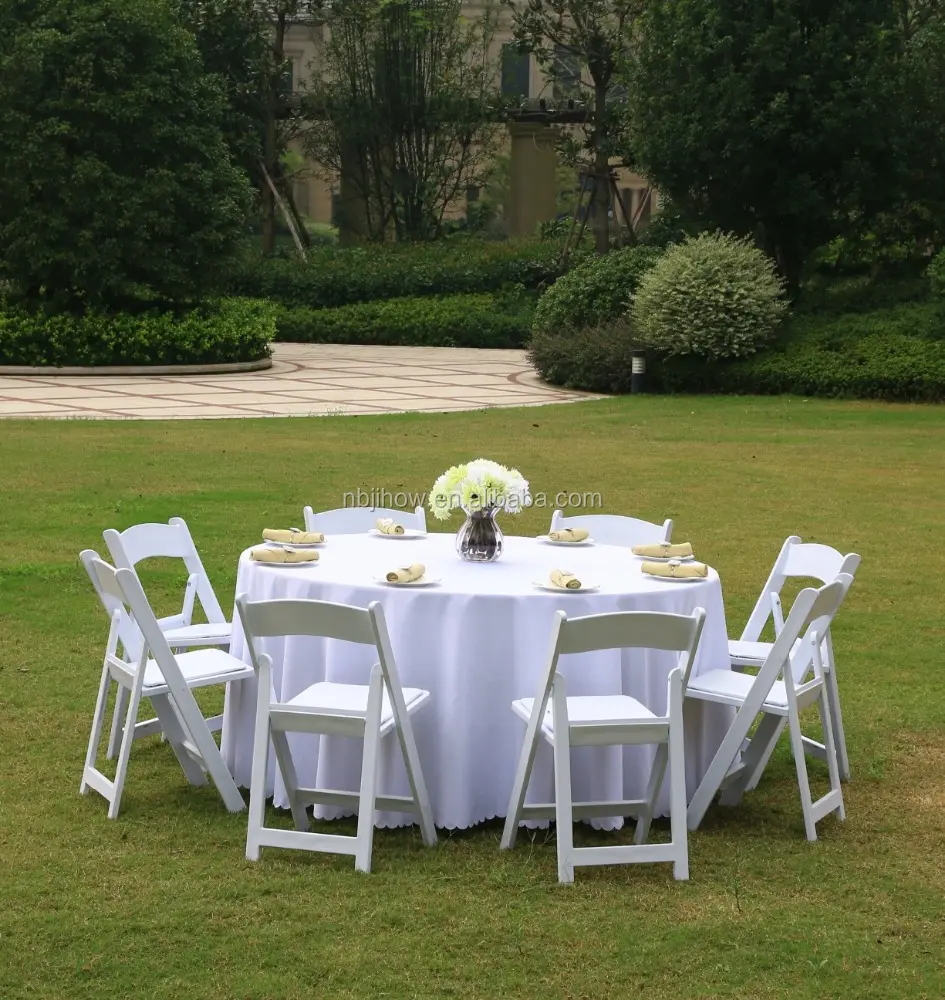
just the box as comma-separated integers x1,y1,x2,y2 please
536,535,595,546
367,528,427,539
644,573,706,583
632,553,695,562
262,540,325,549
532,580,600,594
251,558,320,568
372,574,441,587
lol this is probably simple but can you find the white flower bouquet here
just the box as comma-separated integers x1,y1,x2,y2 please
428,459,530,521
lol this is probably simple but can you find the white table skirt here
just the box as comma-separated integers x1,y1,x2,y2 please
221,533,734,830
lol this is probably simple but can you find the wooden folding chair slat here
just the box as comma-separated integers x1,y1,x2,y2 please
502,607,706,884
236,593,437,873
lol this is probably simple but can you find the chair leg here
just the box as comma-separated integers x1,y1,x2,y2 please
390,691,437,848
246,661,273,861
501,698,549,851
551,679,574,885
354,666,384,874
667,676,689,880
687,695,762,831
722,713,784,803
817,690,846,822
81,666,113,795
824,667,850,781
150,694,210,788
634,743,668,846
787,707,817,842
271,730,309,833
107,684,143,819
166,684,246,813
106,685,130,760
742,717,787,792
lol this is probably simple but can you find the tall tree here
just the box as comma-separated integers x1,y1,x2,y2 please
177,0,322,252
885,0,945,252
304,0,502,242
505,0,644,254
176,0,270,174
628,0,907,292
0,0,252,309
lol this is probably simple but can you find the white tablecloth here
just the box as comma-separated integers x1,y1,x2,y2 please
221,533,734,830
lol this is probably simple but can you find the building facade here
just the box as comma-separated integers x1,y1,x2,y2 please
280,13,657,237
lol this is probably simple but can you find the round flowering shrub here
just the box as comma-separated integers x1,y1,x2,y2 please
630,232,788,360
531,245,661,336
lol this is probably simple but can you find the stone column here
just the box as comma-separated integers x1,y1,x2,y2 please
506,123,558,238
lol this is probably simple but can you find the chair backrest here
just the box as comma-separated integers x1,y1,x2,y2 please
103,517,227,625
81,548,146,661
741,536,860,643
751,575,854,698
302,505,427,535
531,607,706,724
80,551,190,690
548,509,672,548
235,594,408,702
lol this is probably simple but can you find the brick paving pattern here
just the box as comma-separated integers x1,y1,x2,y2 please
0,344,600,420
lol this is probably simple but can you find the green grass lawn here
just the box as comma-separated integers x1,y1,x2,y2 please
1,396,944,999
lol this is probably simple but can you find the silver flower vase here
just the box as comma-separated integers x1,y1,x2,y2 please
456,506,503,562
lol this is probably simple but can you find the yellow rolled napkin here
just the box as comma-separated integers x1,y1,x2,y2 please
251,546,319,564
548,527,589,543
632,541,694,558
263,528,325,544
386,563,425,583
549,568,581,590
376,518,405,535
641,560,707,579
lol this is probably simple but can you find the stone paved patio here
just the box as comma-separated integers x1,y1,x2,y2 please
0,343,600,419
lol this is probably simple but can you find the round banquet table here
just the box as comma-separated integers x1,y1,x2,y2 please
221,532,734,830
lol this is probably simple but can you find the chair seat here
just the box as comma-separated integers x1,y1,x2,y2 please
687,668,790,709
285,681,429,732
513,694,659,733
164,621,232,647
143,648,252,692
729,637,801,665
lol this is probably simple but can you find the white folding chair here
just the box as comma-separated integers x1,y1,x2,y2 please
302,505,427,534
548,509,672,548
79,551,250,819
729,536,860,780
235,594,437,872
501,607,706,884
102,517,233,757
686,575,853,841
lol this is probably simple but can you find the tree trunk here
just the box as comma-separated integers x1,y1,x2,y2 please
591,82,611,255
773,243,803,300
262,14,287,255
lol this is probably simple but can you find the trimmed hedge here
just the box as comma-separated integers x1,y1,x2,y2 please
531,300,945,402
0,297,274,367
531,245,660,336
231,239,569,310
529,322,640,394
275,291,536,349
